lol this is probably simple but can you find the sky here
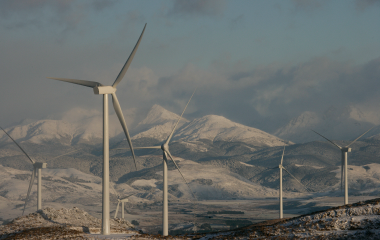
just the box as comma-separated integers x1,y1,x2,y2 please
0,0,380,133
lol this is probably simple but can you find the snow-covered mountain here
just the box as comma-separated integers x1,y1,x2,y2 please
0,108,136,145
174,115,289,147
1,105,289,149
274,106,377,143
0,120,75,145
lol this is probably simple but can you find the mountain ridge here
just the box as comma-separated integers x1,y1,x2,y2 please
1,105,289,149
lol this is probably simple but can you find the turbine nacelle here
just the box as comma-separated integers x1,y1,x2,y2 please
93,86,116,95
33,162,47,169
279,164,283,169
118,198,129,203
341,147,351,153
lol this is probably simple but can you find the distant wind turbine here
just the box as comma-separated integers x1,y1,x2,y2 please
114,193,136,219
0,126,78,215
271,146,309,219
124,90,197,236
47,24,146,235
312,127,373,205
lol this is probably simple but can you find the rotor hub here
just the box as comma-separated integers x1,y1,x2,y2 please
93,86,116,95
161,143,169,152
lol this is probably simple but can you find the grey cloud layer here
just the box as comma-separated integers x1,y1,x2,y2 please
0,0,118,32
355,0,380,10
112,56,380,132
1,41,379,133
168,0,225,17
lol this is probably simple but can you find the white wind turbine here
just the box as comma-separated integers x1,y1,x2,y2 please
0,126,79,215
48,24,146,235
312,127,373,205
114,193,136,219
133,90,197,236
271,146,309,219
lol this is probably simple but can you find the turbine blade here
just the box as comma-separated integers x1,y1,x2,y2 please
280,146,285,165
165,150,198,201
134,146,161,149
111,93,137,171
110,182,119,199
112,23,147,88
311,130,342,149
121,193,137,201
49,148,80,161
346,126,375,147
283,167,309,192
1,127,34,164
114,202,120,219
165,89,196,145
22,168,36,215
112,146,161,150
47,77,102,88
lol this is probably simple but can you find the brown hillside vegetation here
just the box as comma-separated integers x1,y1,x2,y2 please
2,199,380,239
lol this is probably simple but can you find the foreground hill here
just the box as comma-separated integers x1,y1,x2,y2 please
0,207,137,239
191,198,380,240
2,199,380,239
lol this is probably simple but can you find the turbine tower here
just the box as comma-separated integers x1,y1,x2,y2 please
312,127,373,205
271,146,309,219
48,24,146,235
0,126,78,215
134,90,197,236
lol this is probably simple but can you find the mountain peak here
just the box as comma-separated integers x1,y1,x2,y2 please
174,114,289,147
139,104,186,126
131,105,189,141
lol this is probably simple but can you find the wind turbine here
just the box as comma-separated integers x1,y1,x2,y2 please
114,193,136,219
271,146,309,219
0,126,78,215
47,24,146,235
133,90,197,236
312,127,373,205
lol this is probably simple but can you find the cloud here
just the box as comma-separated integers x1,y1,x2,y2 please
1,29,379,134
0,0,118,33
355,0,380,11
291,0,328,12
131,56,380,131
168,0,225,17
230,14,245,30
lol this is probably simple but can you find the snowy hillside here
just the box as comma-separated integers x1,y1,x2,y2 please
126,156,288,200
0,157,304,224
